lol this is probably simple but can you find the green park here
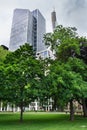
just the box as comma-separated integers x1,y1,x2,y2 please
0,112,87,130
0,25,87,129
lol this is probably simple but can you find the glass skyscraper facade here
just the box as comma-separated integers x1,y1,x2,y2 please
32,9,46,52
9,8,46,52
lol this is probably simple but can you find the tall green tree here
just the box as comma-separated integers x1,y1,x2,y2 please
73,39,87,117
48,59,87,120
44,25,87,120
5,43,44,122
0,46,9,109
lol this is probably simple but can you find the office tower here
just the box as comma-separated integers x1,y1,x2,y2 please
9,9,46,52
32,9,46,52
51,9,57,30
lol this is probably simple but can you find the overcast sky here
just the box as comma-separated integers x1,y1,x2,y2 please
0,0,87,47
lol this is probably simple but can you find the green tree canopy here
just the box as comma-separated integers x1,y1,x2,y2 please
0,46,9,103
5,43,44,121
44,25,80,61
44,25,87,120
0,46,9,63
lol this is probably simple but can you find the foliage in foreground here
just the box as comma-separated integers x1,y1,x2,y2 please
1,25,87,122
44,25,87,120
2,43,44,122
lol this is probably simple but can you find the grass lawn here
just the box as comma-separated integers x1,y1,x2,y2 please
0,112,87,130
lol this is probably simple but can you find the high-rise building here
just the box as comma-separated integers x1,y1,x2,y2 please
51,9,57,31
32,9,46,52
9,9,46,52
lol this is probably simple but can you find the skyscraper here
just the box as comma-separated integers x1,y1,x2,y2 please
32,9,46,52
51,9,57,31
9,8,46,52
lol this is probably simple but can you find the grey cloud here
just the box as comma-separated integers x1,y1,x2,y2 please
1,0,87,47
61,0,87,36
66,0,87,15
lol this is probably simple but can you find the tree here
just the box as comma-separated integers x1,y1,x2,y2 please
0,46,9,110
47,58,87,120
74,39,87,117
5,43,44,122
44,25,87,120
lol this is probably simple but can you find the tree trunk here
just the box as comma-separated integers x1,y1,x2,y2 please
20,102,23,122
52,96,57,111
11,104,13,112
82,98,87,117
20,86,24,122
70,99,74,121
